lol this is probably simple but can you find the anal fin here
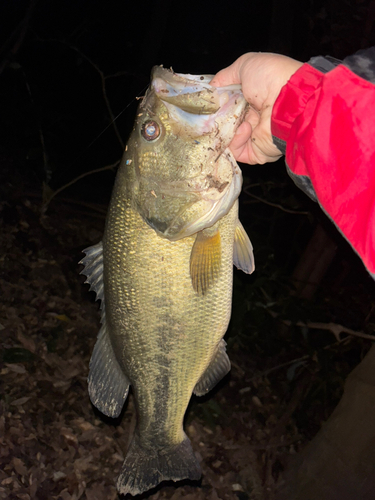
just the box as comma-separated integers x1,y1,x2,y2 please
233,220,255,274
194,339,231,396
190,228,221,295
88,314,130,418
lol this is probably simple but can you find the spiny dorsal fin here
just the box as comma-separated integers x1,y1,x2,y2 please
79,241,105,307
190,229,221,295
233,220,255,274
194,340,231,396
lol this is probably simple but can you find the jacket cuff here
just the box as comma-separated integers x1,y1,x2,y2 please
308,55,341,73
271,64,324,145
271,56,341,154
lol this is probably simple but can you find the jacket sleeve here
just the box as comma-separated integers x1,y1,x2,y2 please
271,47,375,276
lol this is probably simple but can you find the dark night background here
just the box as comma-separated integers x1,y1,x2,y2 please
1,0,373,194
1,1,375,500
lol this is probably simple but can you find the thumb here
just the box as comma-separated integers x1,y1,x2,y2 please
210,65,240,88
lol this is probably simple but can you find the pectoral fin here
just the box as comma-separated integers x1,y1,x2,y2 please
233,220,255,274
190,229,221,295
194,340,231,396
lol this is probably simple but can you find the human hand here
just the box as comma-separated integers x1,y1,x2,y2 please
210,53,303,165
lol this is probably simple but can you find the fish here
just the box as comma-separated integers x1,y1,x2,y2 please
80,66,255,496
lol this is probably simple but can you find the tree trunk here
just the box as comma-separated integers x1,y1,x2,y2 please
278,345,375,500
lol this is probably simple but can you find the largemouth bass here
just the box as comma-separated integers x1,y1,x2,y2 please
80,66,255,496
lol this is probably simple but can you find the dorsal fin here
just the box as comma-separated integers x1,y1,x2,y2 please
79,241,105,312
233,221,255,274
190,229,221,296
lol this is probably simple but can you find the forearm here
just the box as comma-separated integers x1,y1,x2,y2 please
271,48,375,276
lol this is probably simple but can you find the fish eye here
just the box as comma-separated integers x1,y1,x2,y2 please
141,120,160,141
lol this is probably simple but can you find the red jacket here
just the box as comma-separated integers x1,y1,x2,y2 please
271,48,375,276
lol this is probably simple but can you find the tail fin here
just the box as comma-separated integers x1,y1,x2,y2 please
117,434,201,496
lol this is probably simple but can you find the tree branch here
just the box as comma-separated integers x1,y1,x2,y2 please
60,43,125,149
291,320,375,342
42,160,120,210
243,186,309,215
0,0,38,75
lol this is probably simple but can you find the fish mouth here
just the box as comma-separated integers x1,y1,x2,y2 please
151,66,245,122
149,65,248,147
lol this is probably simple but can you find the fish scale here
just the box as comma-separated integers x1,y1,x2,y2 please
80,66,255,496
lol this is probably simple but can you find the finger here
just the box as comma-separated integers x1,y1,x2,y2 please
230,121,252,153
210,61,241,87
250,129,283,164
253,109,283,159
233,119,283,165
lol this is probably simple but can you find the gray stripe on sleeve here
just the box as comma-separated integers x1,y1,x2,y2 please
343,47,375,84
